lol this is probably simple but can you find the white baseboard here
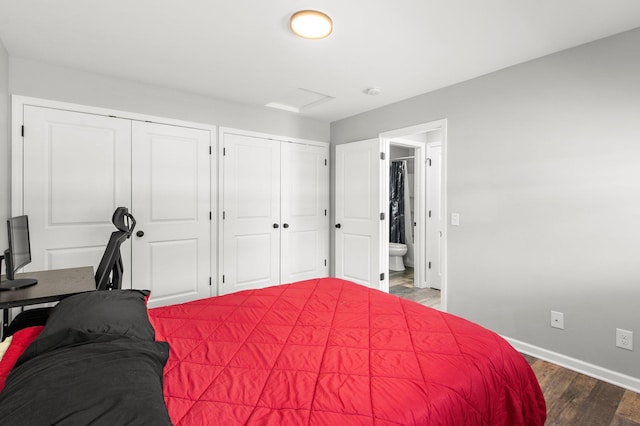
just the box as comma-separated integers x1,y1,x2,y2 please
504,336,640,394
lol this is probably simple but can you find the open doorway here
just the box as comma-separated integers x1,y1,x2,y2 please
380,120,447,310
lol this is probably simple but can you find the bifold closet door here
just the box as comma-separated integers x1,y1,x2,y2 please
222,133,280,295
21,106,212,306
280,142,329,283
131,122,211,307
22,106,132,284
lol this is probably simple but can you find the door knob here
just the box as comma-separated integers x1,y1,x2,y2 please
283,223,289,228
335,223,341,228
136,230,144,237
273,223,279,229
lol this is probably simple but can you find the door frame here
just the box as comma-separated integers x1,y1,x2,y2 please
379,119,448,311
387,138,426,290
11,95,217,294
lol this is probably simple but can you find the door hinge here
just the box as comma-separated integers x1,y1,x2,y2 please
21,126,24,137
222,275,225,284
428,261,432,269
209,211,212,220
380,273,385,281
222,211,225,220
209,146,212,155
380,152,385,160
324,158,327,166
209,277,212,286
427,158,432,166
324,259,327,267
223,147,226,156
324,209,327,216
380,212,385,220
428,210,432,218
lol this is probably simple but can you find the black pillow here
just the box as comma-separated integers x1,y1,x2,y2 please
39,289,155,342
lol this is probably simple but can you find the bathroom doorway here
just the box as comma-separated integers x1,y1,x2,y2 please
380,120,447,310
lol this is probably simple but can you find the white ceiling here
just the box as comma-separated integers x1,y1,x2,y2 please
0,0,639,122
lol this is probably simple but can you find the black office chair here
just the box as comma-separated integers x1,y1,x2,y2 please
95,207,136,291
4,208,136,338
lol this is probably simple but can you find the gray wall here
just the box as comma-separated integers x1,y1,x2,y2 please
0,39,8,250
331,28,640,379
9,57,329,142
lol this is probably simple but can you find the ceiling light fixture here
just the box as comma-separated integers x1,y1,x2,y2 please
290,10,333,39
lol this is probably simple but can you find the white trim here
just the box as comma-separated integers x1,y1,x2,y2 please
209,128,218,297
12,95,218,131
11,99,24,216
505,336,640,394
379,119,448,311
379,138,389,293
219,126,328,148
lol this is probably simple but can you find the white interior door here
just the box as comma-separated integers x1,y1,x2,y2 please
131,121,211,307
427,142,442,290
222,133,280,294
280,142,329,283
335,139,384,290
22,106,132,284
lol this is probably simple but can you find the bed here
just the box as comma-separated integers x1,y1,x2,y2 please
0,277,546,425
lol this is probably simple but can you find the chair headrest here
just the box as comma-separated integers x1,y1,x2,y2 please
112,207,135,233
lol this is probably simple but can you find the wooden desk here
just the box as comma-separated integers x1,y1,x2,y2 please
0,266,95,337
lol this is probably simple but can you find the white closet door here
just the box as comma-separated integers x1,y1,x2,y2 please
335,139,384,290
280,142,329,283
22,106,132,284
131,121,211,307
222,133,280,295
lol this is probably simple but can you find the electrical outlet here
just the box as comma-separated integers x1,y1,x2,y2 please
616,329,633,351
550,311,564,329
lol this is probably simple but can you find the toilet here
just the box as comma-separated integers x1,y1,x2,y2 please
389,242,408,271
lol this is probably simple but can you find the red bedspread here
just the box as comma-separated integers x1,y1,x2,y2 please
148,278,546,425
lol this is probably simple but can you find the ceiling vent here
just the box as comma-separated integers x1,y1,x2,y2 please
266,88,334,113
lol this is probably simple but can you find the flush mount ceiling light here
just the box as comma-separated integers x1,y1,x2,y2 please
290,10,333,39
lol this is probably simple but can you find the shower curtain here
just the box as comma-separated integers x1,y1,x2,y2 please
390,160,414,266
390,161,405,244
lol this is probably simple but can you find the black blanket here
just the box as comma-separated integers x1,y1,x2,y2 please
0,330,171,425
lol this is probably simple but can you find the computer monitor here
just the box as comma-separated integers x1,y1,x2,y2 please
0,215,38,291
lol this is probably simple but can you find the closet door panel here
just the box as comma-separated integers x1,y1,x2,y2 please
132,121,211,307
222,133,280,294
22,106,132,280
280,143,329,283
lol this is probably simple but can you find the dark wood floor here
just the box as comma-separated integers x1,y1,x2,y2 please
390,268,640,425
523,354,640,426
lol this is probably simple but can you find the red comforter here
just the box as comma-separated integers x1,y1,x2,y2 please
148,278,546,425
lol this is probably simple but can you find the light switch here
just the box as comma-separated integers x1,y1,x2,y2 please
451,213,460,226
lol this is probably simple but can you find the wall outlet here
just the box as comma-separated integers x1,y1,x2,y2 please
550,311,564,329
616,329,633,351
451,213,460,226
